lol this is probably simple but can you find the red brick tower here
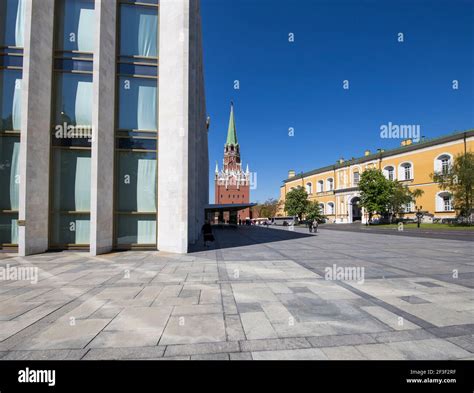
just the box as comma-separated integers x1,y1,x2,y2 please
214,103,250,222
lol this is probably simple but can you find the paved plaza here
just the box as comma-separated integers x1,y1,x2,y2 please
0,225,473,360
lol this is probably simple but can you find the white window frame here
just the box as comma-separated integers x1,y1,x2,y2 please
434,153,453,175
317,180,324,193
398,162,413,181
327,202,335,215
326,178,334,191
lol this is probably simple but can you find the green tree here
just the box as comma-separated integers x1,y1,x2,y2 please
432,152,474,222
305,201,325,222
358,168,392,222
259,198,281,218
388,181,424,221
284,186,309,221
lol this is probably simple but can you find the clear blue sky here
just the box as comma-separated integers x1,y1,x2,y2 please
201,0,474,203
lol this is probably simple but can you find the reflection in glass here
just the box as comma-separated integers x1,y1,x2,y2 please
117,152,156,212
51,214,90,245
120,4,158,57
0,214,18,244
0,70,22,131
0,0,26,47
0,137,20,210
51,149,91,245
116,215,156,245
118,77,157,130
55,73,93,127
56,0,95,52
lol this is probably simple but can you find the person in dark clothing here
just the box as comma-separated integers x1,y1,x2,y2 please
308,220,313,233
201,221,214,247
313,219,319,233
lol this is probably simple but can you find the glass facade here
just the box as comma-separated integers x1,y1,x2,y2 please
115,1,158,249
0,0,24,248
50,0,95,248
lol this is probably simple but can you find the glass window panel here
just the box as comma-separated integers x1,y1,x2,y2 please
116,138,156,150
117,151,156,212
52,149,91,212
52,133,92,147
0,69,22,131
54,59,93,73
56,0,95,52
0,55,23,68
0,136,20,210
120,4,158,57
0,214,18,244
55,73,93,127
116,215,156,245
118,63,157,77
0,0,26,47
51,213,90,245
118,77,157,130
116,131,158,138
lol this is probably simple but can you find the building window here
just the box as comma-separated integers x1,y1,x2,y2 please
50,149,91,245
436,192,453,212
306,182,312,194
0,69,22,132
118,77,157,130
115,1,158,248
327,202,334,215
404,202,412,213
383,166,395,181
353,171,360,185
435,154,452,175
55,0,95,52
319,203,325,214
327,178,334,191
120,3,158,58
0,0,26,48
443,196,452,211
54,73,93,128
49,0,95,248
399,163,412,180
0,2,24,247
317,180,324,193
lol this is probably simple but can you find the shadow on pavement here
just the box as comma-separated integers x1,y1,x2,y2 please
189,225,315,252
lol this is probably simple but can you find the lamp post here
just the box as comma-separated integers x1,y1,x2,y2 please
415,205,424,228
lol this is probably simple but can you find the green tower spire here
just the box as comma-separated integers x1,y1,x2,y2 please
226,102,238,146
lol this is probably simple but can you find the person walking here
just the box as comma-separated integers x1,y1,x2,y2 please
313,219,319,233
308,220,313,233
201,221,214,247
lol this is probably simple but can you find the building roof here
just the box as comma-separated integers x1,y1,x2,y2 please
226,102,238,146
283,129,474,184
205,203,256,213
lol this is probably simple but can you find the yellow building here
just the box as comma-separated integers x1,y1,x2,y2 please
279,130,474,223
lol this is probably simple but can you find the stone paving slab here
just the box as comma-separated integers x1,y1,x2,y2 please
0,226,472,360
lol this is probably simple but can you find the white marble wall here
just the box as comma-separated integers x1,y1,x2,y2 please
90,0,116,255
18,0,54,256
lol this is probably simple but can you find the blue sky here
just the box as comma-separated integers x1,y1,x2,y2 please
201,0,474,203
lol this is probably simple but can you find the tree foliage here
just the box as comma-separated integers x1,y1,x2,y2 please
432,152,474,221
358,168,393,220
305,201,325,222
388,181,424,220
284,186,309,220
260,198,281,218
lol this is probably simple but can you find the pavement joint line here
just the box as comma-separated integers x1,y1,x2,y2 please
245,231,441,332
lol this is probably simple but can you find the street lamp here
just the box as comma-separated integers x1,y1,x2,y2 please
415,205,424,228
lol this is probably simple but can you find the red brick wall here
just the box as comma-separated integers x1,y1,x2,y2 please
215,181,251,220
